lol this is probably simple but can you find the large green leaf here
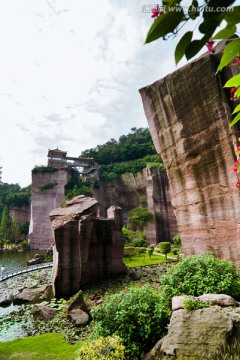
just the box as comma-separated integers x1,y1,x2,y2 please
225,6,240,27
145,10,184,44
185,34,209,60
230,112,240,128
175,31,193,64
188,0,199,20
234,87,240,97
217,40,240,71
224,74,240,88
213,25,237,40
232,104,240,115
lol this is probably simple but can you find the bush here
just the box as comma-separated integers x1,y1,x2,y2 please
128,207,153,230
122,227,146,247
147,246,154,259
183,297,212,311
91,285,171,359
123,247,136,259
38,182,57,191
161,252,240,300
171,248,178,255
172,234,181,246
159,242,171,259
77,336,125,360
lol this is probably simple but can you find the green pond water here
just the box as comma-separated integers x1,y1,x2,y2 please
0,249,47,273
0,250,48,342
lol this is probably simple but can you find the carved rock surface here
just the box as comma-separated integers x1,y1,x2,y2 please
13,284,53,305
159,306,240,359
50,195,126,297
140,42,240,264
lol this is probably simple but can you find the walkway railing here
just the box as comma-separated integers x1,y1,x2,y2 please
0,262,53,282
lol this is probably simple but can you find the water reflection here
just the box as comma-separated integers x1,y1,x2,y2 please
0,250,47,272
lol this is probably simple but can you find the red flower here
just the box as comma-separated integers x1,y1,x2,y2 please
206,39,215,52
230,87,237,94
235,180,240,188
151,5,165,18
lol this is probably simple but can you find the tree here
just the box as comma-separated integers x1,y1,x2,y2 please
145,0,240,126
159,241,171,259
128,207,153,231
0,206,10,248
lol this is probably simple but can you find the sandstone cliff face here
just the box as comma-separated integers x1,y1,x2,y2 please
29,168,70,249
9,204,30,227
49,195,126,297
93,168,178,244
140,43,240,264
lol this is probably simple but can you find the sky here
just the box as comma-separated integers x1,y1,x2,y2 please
0,0,227,187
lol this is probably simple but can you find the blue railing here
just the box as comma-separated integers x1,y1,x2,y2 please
0,262,53,282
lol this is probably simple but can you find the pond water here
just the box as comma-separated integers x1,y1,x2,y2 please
0,249,47,273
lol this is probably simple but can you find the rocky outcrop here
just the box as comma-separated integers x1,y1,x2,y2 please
146,294,240,360
27,254,45,266
29,168,71,249
93,168,178,244
31,305,57,320
9,204,30,227
68,309,89,326
0,293,14,307
13,284,53,305
140,42,240,264
49,195,127,297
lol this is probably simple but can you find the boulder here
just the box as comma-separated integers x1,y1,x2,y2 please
172,294,239,311
27,254,45,266
158,306,240,359
13,284,53,305
0,293,14,307
31,305,57,320
68,309,89,326
67,290,87,313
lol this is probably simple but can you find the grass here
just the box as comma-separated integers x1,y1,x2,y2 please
123,253,174,267
0,333,79,360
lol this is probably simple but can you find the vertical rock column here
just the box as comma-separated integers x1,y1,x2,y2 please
140,48,240,264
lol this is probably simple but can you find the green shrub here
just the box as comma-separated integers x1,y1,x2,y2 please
38,182,57,191
91,285,171,359
128,207,153,230
172,234,181,246
77,336,125,360
122,227,146,247
171,248,178,255
159,242,171,259
123,247,136,259
147,246,154,259
161,252,240,300
155,248,161,253
32,166,58,173
183,297,212,311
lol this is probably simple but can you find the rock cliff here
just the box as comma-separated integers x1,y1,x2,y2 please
29,168,70,249
9,204,30,227
49,195,126,297
140,42,240,264
93,168,178,244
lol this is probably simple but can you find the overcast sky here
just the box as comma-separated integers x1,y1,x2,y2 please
0,0,224,187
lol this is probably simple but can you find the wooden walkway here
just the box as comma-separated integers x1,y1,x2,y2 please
0,262,53,282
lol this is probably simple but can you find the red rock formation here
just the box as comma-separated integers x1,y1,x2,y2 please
140,43,240,264
29,168,70,249
49,195,126,297
9,204,30,227
93,169,178,244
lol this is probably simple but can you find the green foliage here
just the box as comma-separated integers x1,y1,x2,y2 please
91,284,171,359
147,246,154,259
81,128,156,165
64,176,92,200
123,246,136,259
171,248,178,255
38,182,57,191
172,234,181,246
161,252,240,300
159,242,171,259
128,207,153,230
0,333,79,360
32,166,58,173
211,339,240,359
19,222,30,235
122,227,146,247
139,195,147,204
20,240,30,250
77,336,125,360
183,297,212,311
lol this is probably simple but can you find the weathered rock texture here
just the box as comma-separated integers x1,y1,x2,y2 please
49,195,126,297
159,306,240,359
93,168,178,244
9,204,30,227
140,42,240,264
29,168,70,249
